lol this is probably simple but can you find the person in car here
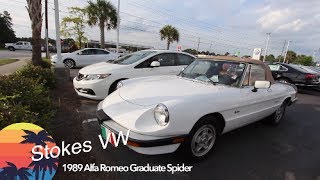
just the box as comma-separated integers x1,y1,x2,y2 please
219,63,236,85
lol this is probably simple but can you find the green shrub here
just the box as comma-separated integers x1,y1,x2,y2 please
15,64,56,89
41,58,52,69
0,75,54,129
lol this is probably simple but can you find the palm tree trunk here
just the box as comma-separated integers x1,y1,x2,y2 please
166,39,170,50
35,167,40,180
26,0,43,67
42,168,45,180
99,21,105,49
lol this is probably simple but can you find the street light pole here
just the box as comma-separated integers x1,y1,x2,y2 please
45,0,49,59
283,40,291,63
263,32,271,62
197,37,200,52
116,0,120,54
53,0,69,82
54,0,62,66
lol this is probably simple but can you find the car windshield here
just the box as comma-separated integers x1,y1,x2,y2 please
108,50,157,65
180,59,246,87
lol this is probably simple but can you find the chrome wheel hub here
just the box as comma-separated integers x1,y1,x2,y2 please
191,124,216,157
275,104,285,122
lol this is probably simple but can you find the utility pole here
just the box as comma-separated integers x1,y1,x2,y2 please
283,40,291,63
279,40,287,62
54,0,62,66
54,0,69,81
45,0,49,59
263,32,271,62
312,50,316,61
197,37,200,52
116,0,120,54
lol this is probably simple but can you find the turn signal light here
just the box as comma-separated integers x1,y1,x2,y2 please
127,141,140,147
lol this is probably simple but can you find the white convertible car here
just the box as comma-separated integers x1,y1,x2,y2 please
97,56,297,160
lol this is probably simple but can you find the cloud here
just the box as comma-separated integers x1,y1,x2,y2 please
1,0,320,56
275,19,306,32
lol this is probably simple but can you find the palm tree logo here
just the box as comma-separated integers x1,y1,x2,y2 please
0,123,58,180
20,130,54,147
0,162,31,180
20,129,57,180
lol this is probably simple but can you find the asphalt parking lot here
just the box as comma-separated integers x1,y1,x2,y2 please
69,69,320,180
0,50,47,59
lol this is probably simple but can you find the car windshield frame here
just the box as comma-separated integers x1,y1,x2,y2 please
107,50,157,65
179,59,247,87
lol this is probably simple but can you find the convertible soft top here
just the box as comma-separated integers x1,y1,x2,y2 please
197,56,275,83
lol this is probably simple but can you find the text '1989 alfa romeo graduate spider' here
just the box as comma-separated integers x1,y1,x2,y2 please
97,56,298,160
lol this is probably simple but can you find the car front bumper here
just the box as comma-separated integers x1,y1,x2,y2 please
73,77,112,100
97,108,187,155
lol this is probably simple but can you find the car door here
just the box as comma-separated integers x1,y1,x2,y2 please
237,64,280,126
132,53,177,78
94,49,111,63
176,54,195,73
75,49,96,66
156,53,180,75
15,42,23,50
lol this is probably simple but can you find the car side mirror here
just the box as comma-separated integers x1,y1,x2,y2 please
252,80,271,92
150,61,160,67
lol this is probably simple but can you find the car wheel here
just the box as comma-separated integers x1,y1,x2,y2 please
64,59,75,69
277,78,290,84
8,47,15,51
266,101,287,126
182,117,220,161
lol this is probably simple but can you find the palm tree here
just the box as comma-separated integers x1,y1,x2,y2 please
26,0,43,66
20,130,54,147
20,130,54,179
86,0,117,49
0,162,32,180
160,25,180,50
28,153,58,180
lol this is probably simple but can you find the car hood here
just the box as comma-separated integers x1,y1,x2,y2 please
79,62,127,74
119,76,228,106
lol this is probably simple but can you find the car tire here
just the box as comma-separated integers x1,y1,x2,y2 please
64,59,75,69
181,117,221,161
8,47,15,51
277,78,291,84
265,101,287,126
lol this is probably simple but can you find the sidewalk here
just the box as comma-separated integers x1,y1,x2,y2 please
0,58,30,75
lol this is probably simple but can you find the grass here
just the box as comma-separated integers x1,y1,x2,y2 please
0,59,18,66
0,48,7,50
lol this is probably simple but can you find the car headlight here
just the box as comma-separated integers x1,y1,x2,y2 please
116,81,123,89
83,74,111,81
154,103,169,126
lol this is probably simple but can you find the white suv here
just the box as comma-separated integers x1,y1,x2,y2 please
73,50,195,100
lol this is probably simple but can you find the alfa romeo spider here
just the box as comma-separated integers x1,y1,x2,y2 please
97,56,297,160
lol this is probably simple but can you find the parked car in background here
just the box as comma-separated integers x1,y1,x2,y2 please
268,63,320,88
5,41,32,51
97,56,297,160
301,66,320,91
41,44,56,53
51,48,119,68
73,50,195,100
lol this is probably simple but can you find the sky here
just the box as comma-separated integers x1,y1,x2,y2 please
0,0,319,58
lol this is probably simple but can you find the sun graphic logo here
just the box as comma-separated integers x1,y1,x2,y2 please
0,123,58,180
